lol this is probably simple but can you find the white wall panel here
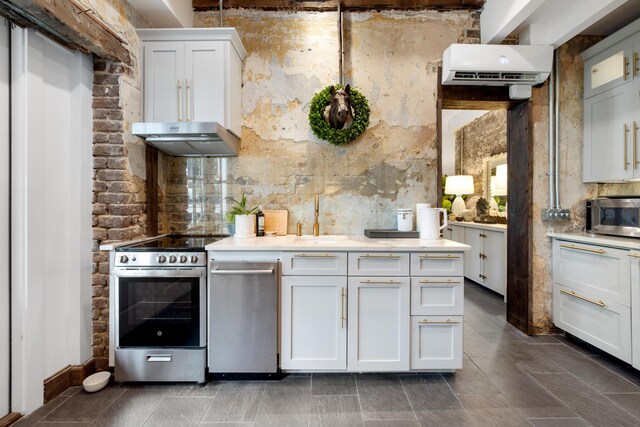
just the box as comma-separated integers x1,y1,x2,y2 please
0,20,10,419
11,27,92,414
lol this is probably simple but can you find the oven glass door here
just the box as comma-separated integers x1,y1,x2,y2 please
116,270,205,348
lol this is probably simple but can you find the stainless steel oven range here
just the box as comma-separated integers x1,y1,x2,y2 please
112,235,225,382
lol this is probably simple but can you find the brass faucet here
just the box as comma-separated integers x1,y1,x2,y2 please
313,195,320,236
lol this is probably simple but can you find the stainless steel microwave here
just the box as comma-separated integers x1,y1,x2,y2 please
586,197,640,238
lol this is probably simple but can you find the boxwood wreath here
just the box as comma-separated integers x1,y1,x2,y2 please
309,84,370,146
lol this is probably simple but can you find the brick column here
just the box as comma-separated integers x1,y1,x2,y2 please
92,58,146,370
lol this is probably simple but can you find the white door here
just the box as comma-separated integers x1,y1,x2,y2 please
484,230,506,296
0,21,10,420
464,228,483,282
281,276,347,370
11,27,92,414
583,82,635,182
629,251,640,370
184,41,225,123
348,277,409,371
143,41,185,122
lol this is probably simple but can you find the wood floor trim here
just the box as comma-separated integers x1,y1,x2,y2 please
0,412,22,427
43,358,96,403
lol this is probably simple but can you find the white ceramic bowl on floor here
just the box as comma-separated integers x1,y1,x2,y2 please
82,371,111,393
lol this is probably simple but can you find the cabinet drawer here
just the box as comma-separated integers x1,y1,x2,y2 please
410,316,462,370
411,252,463,276
552,240,630,305
410,277,463,316
348,252,409,276
282,252,347,276
553,284,631,363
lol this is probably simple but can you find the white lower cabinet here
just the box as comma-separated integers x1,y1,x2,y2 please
410,277,464,316
628,250,640,370
553,283,631,363
348,277,410,371
411,316,463,369
281,275,347,370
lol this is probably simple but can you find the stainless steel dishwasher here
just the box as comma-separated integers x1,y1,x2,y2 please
208,261,278,373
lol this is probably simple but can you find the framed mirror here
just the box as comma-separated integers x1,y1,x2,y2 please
483,152,507,200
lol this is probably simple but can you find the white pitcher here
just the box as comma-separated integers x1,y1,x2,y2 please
418,208,448,240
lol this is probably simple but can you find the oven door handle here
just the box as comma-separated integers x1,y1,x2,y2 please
113,269,205,278
210,268,274,275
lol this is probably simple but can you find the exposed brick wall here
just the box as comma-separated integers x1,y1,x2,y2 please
92,58,146,370
454,110,507,207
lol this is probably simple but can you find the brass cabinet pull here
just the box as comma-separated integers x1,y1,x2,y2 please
185,79,191,122
419,254,460,259
419,279,460,285
418,318,460,325
293,253,337,258
625,123,629,170
359,254,401,259
591,67,598,73
177,79,182,122
559,243,606,255
625,56,630,80
560,289,606,308
360,280,402,285
635,52,640,78
340,287,346,329
628,253,640,259
633,120,640,169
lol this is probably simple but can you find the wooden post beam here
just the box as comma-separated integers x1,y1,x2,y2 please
0,0,131,65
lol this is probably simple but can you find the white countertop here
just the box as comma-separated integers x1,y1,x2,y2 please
548,231,640,251
206,235,470,252
448,221,507,231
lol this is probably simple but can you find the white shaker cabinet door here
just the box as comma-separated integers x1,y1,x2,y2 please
484,230,506,296
281,276,347,370
348,277,409,371
184,41,226,124
143,42,185,122
630,251,640,370
411,316,463,370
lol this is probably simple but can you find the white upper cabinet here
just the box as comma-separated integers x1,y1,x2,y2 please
584,38,634,99
138,29,246,136
583,20,640,183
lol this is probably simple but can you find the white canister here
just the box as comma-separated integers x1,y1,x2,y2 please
416,203,432,231
234,214,256,239
397,208,414,232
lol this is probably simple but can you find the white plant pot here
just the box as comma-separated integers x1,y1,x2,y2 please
234,214,256,239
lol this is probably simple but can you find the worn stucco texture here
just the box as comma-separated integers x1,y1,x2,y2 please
164,10,473,235
531,36,602,333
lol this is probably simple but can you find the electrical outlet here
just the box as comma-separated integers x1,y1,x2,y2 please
541,208,571,221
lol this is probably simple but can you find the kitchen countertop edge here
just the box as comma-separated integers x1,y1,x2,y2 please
206,235,470,251
547,231,640,250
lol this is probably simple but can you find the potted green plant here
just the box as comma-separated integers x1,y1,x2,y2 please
225,192,258,238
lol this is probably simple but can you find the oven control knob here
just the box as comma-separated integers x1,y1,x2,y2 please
119,255,129,263
191,255,198,263
169,255,177,263
180,255,188,263
157,255,167,263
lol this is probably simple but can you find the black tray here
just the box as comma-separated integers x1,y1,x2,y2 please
364,229,419,238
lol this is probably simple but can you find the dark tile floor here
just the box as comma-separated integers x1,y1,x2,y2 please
13,281,640,426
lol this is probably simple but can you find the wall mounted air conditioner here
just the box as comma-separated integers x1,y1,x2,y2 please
442,44,553,98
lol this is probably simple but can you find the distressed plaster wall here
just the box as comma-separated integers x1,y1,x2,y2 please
455,110,507,203
530,36,602,333
161,10,475,235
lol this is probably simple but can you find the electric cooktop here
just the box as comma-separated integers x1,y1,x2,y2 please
115,234,229,252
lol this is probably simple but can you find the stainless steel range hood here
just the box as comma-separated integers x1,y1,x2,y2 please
132,122,239,157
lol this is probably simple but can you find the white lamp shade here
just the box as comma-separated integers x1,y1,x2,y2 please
445,175,474,195
491,175,507,196
496,164,507,188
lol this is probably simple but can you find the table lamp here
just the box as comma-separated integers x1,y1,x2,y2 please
445,175,474,216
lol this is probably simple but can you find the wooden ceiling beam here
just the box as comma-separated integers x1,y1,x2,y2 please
0,0,131,65
193,0,485,12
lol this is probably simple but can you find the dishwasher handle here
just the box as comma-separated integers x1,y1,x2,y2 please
210,268,274,275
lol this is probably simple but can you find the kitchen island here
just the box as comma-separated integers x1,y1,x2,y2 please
206,235,469,373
